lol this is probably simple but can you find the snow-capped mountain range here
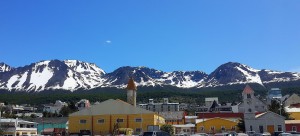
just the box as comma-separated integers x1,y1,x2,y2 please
0,60,300,92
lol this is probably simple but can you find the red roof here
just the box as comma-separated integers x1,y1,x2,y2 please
243,84,254,94
197,113,244,119
126,78,137,91
196,112,264,119
289,103,300,108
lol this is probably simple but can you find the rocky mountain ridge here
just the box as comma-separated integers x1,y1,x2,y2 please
0,60,299,92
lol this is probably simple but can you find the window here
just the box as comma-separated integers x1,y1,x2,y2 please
80,119,87,124
292,126,297,132
278,125,282,131
135,118,142,122
98,119,105,124
247,94,251,98
200,126,204,132
250,125,253,131
136,128,142,133
221,126,225,131
259,126,264,133
117,119,124,123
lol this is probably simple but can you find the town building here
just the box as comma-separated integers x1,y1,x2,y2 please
68,78,165,135
237,89,268,113
75,99,90,111
283,93,300,107
0,118,38,136
173,124,196,135
139,98,179,112
159,111,185,125
184,116,198,124
195,112,244,120
285,103,300,120
43,100,68,113
194,97,237,113
243,85,285,134
68,99,165,135
31,117,68,135
268,88,282,100
285,120,300,132
195,117,238,134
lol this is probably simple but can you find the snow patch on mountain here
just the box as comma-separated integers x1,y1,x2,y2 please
7,75,19,89
0,63,12,72
30,67,54,90
1,60,300,92
235,66,263,85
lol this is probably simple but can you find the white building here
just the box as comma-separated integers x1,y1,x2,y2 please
43,100,68,113
243,85,285,134
205,97,219,107
75,99,90,111
139,98,179,112
283,93,300,107
0,118,38,136
238,88,268,113
173,124,195,135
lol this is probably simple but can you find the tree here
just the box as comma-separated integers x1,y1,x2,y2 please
160,124,174,135
30,114,37,118
236,118,245,132
68,101,77,111
268,100,292,120
59,106,72,117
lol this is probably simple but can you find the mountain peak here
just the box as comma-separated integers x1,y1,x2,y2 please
0,60,300,92
207,62,262,85
0,62,13,72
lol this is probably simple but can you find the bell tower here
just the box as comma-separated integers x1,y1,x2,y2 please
243,85,256,132
242,84,256,119
126,77,137,106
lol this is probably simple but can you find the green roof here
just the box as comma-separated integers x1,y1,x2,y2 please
69,99,154,116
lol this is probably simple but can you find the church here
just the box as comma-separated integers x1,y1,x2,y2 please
242,85,286,134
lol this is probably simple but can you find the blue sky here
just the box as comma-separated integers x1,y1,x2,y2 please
0,1,300,73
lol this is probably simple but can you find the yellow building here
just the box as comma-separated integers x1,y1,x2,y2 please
195,117,238,134
288,112,300,120
285,104,300,120
68,99,165,135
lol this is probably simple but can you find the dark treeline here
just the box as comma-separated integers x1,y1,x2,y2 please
0,84,299,105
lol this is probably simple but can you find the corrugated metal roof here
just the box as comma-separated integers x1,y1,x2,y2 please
195,117,238,124
69,99,153,116
0,118,37,124
255,111,285,119
159,111,184,119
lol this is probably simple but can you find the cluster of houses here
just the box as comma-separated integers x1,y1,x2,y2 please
1,78,300,136
0,99,91,136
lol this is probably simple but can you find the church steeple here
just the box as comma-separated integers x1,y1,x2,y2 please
126,77,137,91
126,77,137,106
242,85,255,119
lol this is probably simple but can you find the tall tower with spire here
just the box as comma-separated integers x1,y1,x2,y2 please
126,77,137,106
242,85,256,132
242,84,256,119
